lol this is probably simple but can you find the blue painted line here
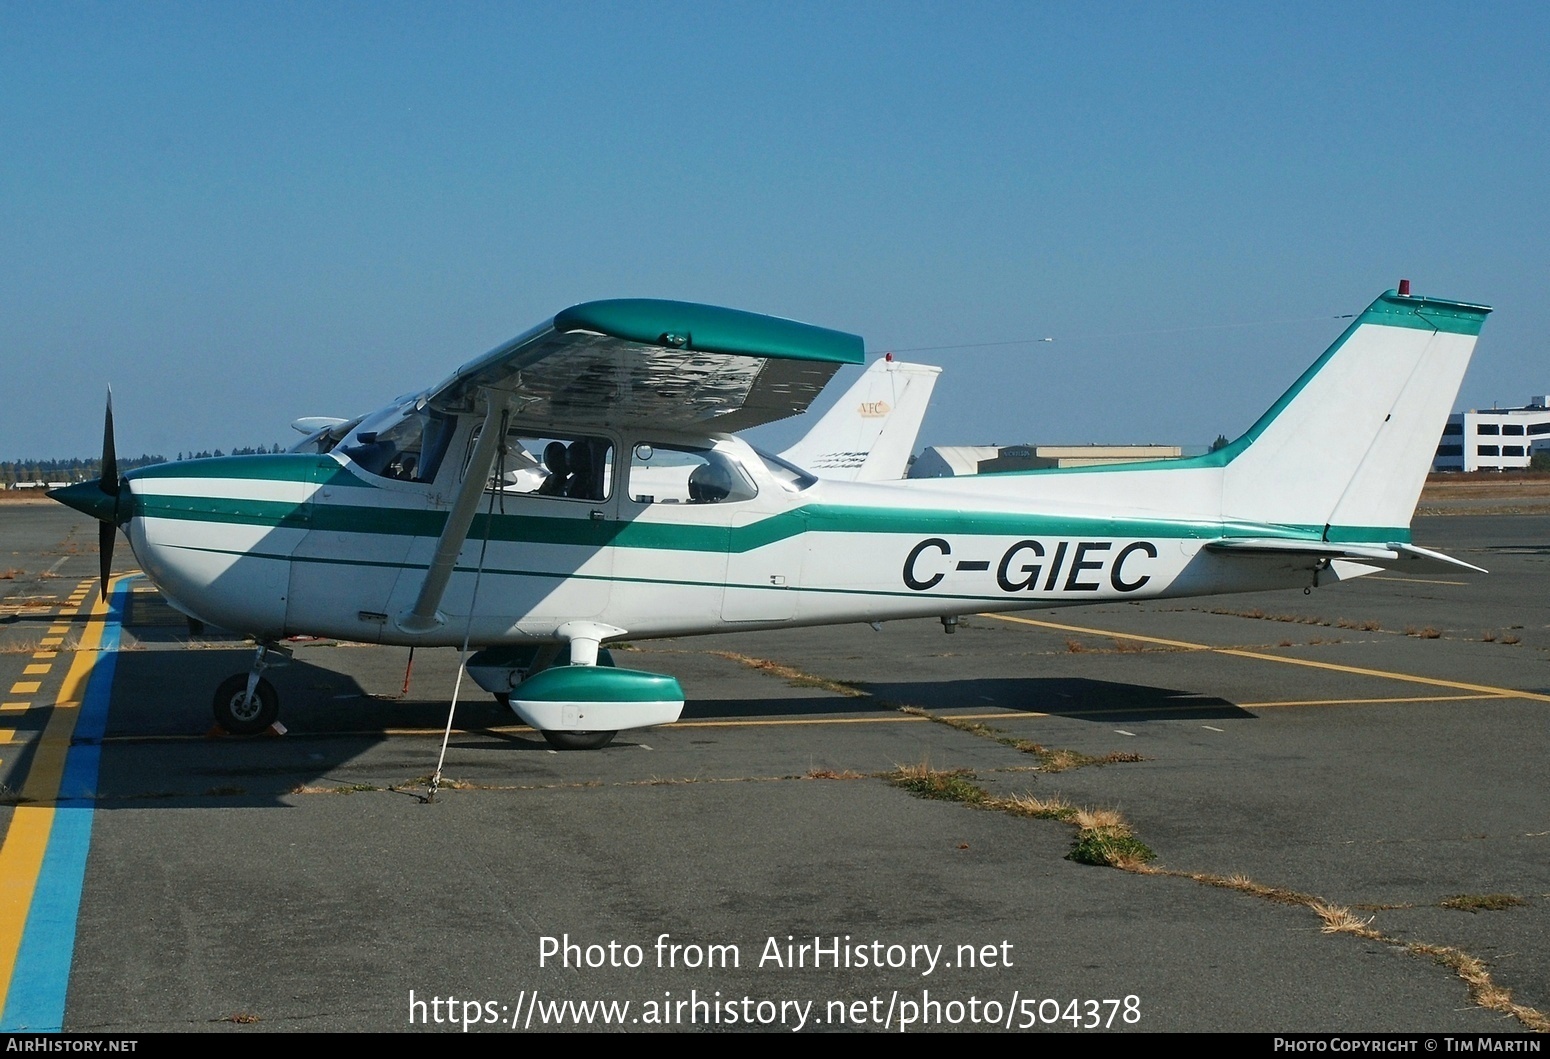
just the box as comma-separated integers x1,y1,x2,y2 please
1,577,131,1032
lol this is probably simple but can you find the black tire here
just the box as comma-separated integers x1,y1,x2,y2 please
541,730,617,751
213,674,280,735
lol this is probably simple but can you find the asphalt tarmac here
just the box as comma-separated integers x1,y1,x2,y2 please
1,500,1545,1033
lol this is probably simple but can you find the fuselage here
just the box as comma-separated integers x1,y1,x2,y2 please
120,409,1340,648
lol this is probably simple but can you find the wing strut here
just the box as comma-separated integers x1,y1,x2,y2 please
398,391,512,634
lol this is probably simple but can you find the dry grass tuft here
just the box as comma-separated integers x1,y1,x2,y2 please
886,765,1154,866
806,767,864,781
886,762,989,805
1124,870,1547,1029
1004,792,1073,819
901,704,1144,773
1064,639,1087,653
1311,901,1379,937
1502,634,1521,645
1439,893,1526,913
0,569,22,580
1072,806,1126,831
1411,943,1550,1031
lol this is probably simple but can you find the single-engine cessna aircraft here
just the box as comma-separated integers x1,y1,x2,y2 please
53,287,1489,749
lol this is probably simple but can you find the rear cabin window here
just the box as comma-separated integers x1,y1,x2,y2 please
627,444,757,505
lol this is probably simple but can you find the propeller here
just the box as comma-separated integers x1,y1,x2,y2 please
99,389,120,598
48,389,131,600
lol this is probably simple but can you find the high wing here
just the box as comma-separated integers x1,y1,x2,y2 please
425,299,864,432
398,299,863,634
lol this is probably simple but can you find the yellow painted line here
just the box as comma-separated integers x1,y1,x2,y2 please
22,665,50,676
39,640,61,648
1238,694,1502,709
0,704,29,713
382,715,941,736
32,652,57,661
46,628,67,636
0,810,53,1005
981,612,1550,703
0,577,112,1008
0,732,15,744
8,684,39,696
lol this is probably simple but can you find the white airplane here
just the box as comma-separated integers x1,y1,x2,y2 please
53,288,1489,749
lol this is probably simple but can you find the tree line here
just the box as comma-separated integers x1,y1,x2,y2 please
1,444,284,486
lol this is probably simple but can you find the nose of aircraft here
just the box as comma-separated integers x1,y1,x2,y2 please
49,478,124,524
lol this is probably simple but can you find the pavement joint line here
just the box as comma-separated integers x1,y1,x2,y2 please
980,612,1550,703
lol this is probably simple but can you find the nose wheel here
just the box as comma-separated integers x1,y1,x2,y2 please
212,641,290,735
212,674,280,735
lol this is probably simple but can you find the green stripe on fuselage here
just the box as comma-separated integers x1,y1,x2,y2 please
127,454,370,487
132,487,1406,552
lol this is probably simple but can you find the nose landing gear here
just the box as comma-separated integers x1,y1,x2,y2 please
212,642,290,735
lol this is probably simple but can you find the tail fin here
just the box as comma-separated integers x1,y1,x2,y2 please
1219,290,1489,539
780,357,940,481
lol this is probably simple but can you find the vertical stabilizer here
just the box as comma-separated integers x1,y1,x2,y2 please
1218,291,1489,539
780,357,941,481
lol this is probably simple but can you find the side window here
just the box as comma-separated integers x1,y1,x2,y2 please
485,433,613,501
341,409,453,483
628,444,757,505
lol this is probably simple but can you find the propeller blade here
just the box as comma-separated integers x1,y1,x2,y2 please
99,519,115,600
98,388,119,598
101,388,119,497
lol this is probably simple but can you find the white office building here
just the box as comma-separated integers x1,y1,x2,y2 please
1433,396,1550,471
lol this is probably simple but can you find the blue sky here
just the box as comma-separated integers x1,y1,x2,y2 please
3,1,1547,461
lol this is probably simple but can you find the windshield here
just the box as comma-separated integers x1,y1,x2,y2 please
340,403,455,483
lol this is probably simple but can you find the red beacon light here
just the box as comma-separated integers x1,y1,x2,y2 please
1398,279,1411,297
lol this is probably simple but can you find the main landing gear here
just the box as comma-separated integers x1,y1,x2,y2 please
476,645,622,751
467,623,685,751
212,642,289,735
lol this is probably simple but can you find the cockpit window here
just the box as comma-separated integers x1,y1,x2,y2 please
483,432,614,502
628,444,758,505
341,406,454,483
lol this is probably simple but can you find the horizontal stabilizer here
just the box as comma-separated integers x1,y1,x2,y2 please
1204,538,1486,574
291,416,351,435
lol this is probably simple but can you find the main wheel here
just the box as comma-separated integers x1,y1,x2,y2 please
212,674,280,735
541,730,617,751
